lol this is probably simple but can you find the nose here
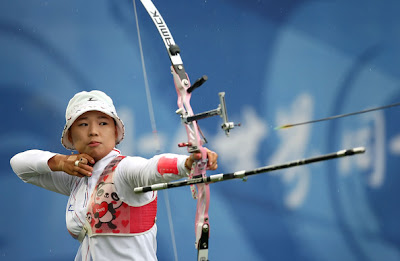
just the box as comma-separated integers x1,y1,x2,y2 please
88,123,99,136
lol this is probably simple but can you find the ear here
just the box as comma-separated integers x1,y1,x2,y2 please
68,130,73,144
115,125,118,142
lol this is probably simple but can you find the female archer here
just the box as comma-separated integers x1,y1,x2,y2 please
10,90,218,260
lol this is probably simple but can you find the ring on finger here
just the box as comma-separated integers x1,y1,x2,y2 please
79,158,88,165
74,160,80,167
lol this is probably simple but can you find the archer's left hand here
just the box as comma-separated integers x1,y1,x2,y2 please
185,148,218,171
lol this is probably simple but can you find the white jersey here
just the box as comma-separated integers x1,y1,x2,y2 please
10,149,189,261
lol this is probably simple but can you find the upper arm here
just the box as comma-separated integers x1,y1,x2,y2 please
10,150,77,196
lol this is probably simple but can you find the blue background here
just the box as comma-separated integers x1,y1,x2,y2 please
1,0,400,260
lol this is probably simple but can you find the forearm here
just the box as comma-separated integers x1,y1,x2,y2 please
116,154,190,189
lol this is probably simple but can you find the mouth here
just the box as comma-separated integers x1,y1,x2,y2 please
88,141,101,147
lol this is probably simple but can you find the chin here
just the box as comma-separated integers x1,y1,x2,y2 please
91,149,111,161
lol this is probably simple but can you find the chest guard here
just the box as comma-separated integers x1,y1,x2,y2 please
85,156,157,238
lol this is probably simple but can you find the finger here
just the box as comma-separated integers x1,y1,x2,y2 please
82,154,96,165
76,173,85,178
79,163,93,176
79,157,88,165
67,154,95,165
79,165,93,176
76,155,95,173
208,163,218,171
207,156,218,169
72,170,85,178
207,151,218,170
192,153,202,160
73,166,92,177
80,163,93,172
207,151,217,165
79,154,96,165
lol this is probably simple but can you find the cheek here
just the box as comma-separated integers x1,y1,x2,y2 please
69,128,86,148
106,126,117,140
102,126,117,146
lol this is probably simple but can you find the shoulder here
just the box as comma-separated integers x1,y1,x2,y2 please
118,155,148,167
113,155,149,176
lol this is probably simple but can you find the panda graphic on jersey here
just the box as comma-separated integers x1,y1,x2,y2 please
92,181,123,229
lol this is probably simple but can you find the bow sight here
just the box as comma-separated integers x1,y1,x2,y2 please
175,78,237,140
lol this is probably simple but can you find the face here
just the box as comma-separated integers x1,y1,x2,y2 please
68,111,118,161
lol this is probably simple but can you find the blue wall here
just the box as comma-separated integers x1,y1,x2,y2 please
1,0,400,260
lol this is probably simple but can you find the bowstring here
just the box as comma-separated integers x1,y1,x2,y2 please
132,1,179,260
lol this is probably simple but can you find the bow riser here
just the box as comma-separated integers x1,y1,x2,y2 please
171,64,211,256
172,67,202,152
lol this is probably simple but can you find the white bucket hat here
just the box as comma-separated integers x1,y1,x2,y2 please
61,90,125,150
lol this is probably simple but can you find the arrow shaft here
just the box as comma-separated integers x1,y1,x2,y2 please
277,102,400,129
134,147,365,193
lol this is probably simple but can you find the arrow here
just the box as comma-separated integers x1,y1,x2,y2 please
275,102,400,130
134,147,366,193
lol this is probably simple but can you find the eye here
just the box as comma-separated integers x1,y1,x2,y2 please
99,122,108,126
78,123,88,127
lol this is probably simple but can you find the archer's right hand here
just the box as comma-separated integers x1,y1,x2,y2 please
48,154,95,178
